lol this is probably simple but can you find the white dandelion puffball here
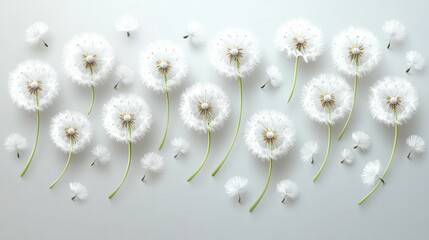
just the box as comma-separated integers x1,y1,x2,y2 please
179,82,230,134
352,131,371,151
114,65,134,86
332,27,381,76
139,40,188,93
300,140,319,164
274,18,324,63
301,74,353,125
406,50,426,72
184,21,205,46
115,15,139,36
383,20,406,45
276,179,299,202
369,76,419,126
341,149,354,164
406,135,425,156
4,133,28,154
225,176,248,197
361,160,382,186
25,21,49,46
91,144,111,165
209,28,260,79
265,66,283,88
63,33,115,87
171,138,190,156
9,60,59,112
70,182,88,201
245,110,296,161
103,94,152,143
50,111,93,153
141,152,165,172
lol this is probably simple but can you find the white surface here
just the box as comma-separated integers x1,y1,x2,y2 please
1,0,428,239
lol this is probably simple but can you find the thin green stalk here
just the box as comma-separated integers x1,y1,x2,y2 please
358,112,398,205
109,125,132,199
21,94,40,177
338,58,358,141
87,67,95,115
49,142,74,189
287,56,300,104
187,113,211,182
158,73,170,150
249,142,273,212
211,60,242,176
313,106,331,182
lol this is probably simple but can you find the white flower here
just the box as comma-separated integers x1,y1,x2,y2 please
183,21,205,46
103,94,153,143
245,110,296,161
369,76,419,126
361,160,383,186
4,133,27,158
70,182,88,201
340,149,354,164
115,15,139,37
274,18,324,63
261,66,283,89
171,138,190,158
406,135,425,159
225,176,248,203
332,27,381,76
139,40,188,93
179,82,230,134
352,131,371,151
276,179,299,203
301,74,353,125
25,21,49,47
140,152,164,181
9,60,59,112
383,20,406,49
300,140,319,164
113,65,134,89
405,50,425,73
63,33,115,87
209,28,260,79
50,111,93,153
91,144,111,166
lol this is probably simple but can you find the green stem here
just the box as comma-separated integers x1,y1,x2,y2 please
158,73,170,150
109,125,132,199
358,112,398,205
211,60,242,176
313,106,331,182
249,142,273,212
87,84,95,115
21,94,40,177
187,113,211,182
338,58,358,141
287,56,300,104
49,143,73,189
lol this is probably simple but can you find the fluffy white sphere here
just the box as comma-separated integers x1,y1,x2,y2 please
9,60,59,112
179,82,230,134
245,110,296,161
63,33,115,87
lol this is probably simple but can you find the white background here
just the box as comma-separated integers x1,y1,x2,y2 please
1,0,428,239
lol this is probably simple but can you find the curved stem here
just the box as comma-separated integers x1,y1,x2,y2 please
358,112,398,205
49,143,73,189
158,73,170,150
287,56,300,104
313,106,331,182
338,59,358,141
249,142,273,212
211,61,242,176
187,113,211,182
109,126,132,199
21,94,40,177
87,84,95,115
